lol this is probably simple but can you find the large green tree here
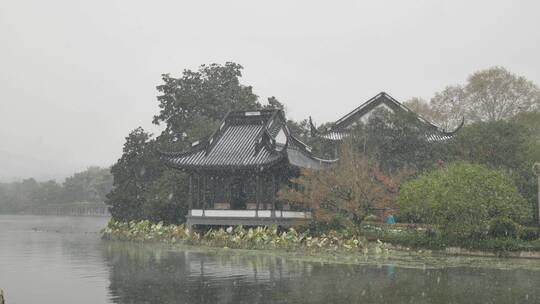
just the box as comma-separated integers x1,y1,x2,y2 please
450,120,530,169
107,62,275,223
513,111,540,161
449,119,539,222
153,62,261,149
352,108,446,172
107,128,164,221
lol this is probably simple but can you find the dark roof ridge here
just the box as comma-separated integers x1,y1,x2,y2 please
253,109,281,148
226,108,279,116
205,110,231,155
310,92,464,137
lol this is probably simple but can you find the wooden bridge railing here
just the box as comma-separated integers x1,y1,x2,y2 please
29,203,110,217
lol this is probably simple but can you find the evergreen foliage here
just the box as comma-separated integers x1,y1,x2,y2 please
449,118,540,222
488,217,520,239
352,108,446,172
397,163,532,240
107,128,164,221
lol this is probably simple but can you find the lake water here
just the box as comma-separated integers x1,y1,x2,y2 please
1,215,539,304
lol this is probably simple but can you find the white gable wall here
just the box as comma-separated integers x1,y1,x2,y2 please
345,103,394,129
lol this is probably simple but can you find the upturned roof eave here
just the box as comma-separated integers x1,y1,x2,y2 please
163,153,287,173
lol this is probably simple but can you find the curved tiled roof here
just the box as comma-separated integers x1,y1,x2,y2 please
161,110,336,171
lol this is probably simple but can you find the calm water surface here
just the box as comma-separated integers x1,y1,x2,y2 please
0,215,539,304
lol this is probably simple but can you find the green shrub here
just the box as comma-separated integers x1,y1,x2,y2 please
488,217,520,238
520,226,540,241
305,213,358,236
450,118,540,223
397,162,532,240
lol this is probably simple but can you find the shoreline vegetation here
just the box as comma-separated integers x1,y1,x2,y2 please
0,167,112,214
101,220,540,261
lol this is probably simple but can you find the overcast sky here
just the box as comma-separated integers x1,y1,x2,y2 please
1,0,539,181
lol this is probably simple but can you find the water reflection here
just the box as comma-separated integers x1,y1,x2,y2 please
0,215,111,304
104,242,313,304
103,242,540,304
1,215,539,304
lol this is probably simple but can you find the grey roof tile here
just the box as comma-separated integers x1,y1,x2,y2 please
162,110,335,171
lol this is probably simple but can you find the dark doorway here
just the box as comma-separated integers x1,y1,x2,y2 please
230,177,247,210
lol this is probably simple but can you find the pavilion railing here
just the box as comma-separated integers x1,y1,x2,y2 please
189,209,311,219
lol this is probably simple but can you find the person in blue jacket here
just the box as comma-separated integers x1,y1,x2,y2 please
386,213,396,225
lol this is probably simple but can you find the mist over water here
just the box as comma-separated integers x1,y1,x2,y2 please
0,216,110,303
0,215,538,304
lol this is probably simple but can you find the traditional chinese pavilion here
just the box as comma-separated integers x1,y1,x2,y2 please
310,92,463,142
160,109,336,229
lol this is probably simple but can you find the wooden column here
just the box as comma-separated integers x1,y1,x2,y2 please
188,174,193,215
226,176,231,207
210,175,215,210
255,173,260,217
271,173,276,218
534,163,540,225
197,174,201,209
202,174,206,216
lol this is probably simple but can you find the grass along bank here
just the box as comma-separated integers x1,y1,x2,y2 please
361,222,540,256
